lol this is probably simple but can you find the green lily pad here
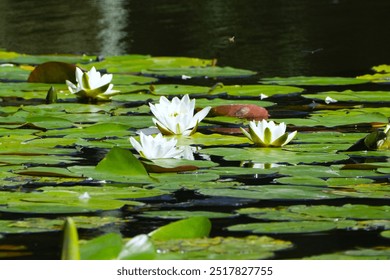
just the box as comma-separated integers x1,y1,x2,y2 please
143,66,256,78
274,176,327,186
155,235,292,260
295,131,366,144
197,97,275,108
260,76,368,86
0,216,123,234
38,185,167,200
15,167,83,178
88,55,213,73
91,147,152,184
357,64,390,83
138,210,234,219
0,50,96,65
198,185,341,201
0,195,134,214
276,110,388,128
150,171,219,187
303,90,390,103
149,216,211,241
112,74,158,85
0,64,31,81
41,123,133,138
304,248,390,260
213,84,304,97
289,204,390,220
175,133,251,146
80,233,124,260
381,231,390,239
0,154,79,165
200,147,349,164
144,158,218,173
228,220,337,234
0,187,143,215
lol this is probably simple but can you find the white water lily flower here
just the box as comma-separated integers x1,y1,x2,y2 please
259,93,268,100
149,95,211,136
129,132,184,160
241,119,297,147
66,66,119,100
325,96,337,104
78,192,91,201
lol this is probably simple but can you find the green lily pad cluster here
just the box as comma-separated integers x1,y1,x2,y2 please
61,216,292,260
0,50,389,260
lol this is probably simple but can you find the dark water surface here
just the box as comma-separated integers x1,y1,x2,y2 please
1,0,390,76
1,0,390,260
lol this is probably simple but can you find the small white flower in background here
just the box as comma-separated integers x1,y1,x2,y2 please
149,95,211,136
180,145,201,160
181,75,192,80
377,124,390,149
325,96,337,104
0,63,14,67
241,119,297,147
78,192,91,201
66,66,119,100
250,163,282,169
130,132,185,160
259,93,269,100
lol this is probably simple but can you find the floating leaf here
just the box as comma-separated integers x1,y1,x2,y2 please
155,235,292,260
228,221,337,234
80,233,123,260
289,204,390,220
0,64,31,81
304,248,390,260
303,90,390,103
261,76,368,86
381,231,390,239
149,216,211,241
213,84,304,97
200,147,349,164
28,61,76,84
198,185,341,201
138,210,234,219
94,147,152,183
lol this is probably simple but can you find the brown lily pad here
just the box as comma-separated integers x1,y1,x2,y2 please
28,61,77,84
143,162,198,173
210,104,269,120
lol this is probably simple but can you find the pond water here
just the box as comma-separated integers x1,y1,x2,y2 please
2,0,390,77
0,0,390,260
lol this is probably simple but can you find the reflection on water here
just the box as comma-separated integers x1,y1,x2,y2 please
1,0,390,76
94,0,129,56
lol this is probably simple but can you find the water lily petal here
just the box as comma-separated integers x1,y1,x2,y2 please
263,127,272,145
271,122,287,142
240,127,253,142
271,132,289,147
282,130,298,146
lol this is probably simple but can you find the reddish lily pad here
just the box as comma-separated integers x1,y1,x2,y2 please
28,61,77,84
210,104,269,120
